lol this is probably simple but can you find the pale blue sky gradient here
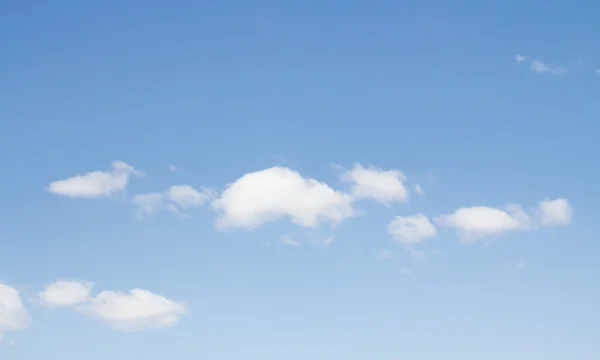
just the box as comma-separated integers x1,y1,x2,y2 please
1,1,599,359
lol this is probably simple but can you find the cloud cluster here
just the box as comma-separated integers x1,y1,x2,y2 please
38,281,186,332
212,164,410,229
48,162,413,230
390,198,573,244
47,161,573,246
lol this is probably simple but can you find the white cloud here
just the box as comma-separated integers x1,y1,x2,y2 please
387,214,437,244
530,60,567,74
435,199,573,242
133,185,213,217
536,198,573,226
0,284,28,338
168,165,179,171
516,54,528,63
47,161,142,198
39,281,187,332
414,184,424,196
38,280,93,308
341,164,408,205
212,167,355,229
435,206,522,242
79,289,187,332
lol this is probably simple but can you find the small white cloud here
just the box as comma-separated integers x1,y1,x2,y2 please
133,185,213,217
516,54,528,63
377,249,396,260
387,214,437,244
536,198,573,226
212,167,355,230
413,184,424,196
341,164,408,205
596,69,600,76
168,165,179,171
435,206,522,242
530,59,567,74
38,280,93,308
47,161,142,198
0,284,28,338
78,289,187,332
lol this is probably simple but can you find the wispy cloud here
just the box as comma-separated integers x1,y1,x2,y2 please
133,185,214,218
377,249,396,260
276,232,335,247
511,260,527,273
401,267,414,277
530,59,567,74
278,233,302,246
414,184,424,196
515,55,567,75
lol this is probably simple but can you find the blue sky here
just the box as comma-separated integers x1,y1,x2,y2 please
1,0,599,359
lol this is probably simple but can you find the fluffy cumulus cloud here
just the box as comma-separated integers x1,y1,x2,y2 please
80,289,187,332
387,214,437,244
133,185,213,216
536,198,573,226
47,161,142,198
212,167,355,229
38,280,93,308
0,284,28,338
341,164,408,205
39,281,186,332
435,206,523,241
435,198,572,242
